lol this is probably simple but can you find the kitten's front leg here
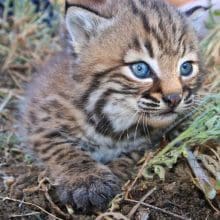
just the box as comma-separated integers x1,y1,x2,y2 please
39,145,120,213
108,151,143,182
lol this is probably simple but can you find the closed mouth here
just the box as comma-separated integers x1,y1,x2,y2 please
142,110,177,117
144,111,178,128
139,107,178,119
149,111,178,120
160,110,176,116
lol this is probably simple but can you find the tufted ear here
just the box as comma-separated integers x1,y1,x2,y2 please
65,6,110,53
175,0,220,39
65,0,115,17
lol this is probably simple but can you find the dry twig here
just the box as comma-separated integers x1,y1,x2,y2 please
0,196,63,220
187,171,220,214
24,177,71,219
128,187,156,218
0,91,13,113
125,198,190,220
10,212,40,218
0,88,22,99
96,212,129,220
43,185,71,219
125,152,153,198
186,149,216,200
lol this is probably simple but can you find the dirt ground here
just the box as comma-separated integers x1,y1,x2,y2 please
0,106,219,220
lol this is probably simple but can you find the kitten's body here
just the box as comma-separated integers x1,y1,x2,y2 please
20,0,203,213
22,52,150,164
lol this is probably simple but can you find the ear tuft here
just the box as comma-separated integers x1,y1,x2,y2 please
65,7,110,53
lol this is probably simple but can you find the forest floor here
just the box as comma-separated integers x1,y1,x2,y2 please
0,1,219,219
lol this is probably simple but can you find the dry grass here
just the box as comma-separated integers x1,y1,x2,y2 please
0,0,61,89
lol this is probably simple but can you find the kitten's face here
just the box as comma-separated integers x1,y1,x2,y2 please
66,0,204,131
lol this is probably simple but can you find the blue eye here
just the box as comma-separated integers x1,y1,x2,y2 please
180,61,193,76
131,62,151,79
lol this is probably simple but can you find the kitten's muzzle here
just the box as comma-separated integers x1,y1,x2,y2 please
162,93,182,109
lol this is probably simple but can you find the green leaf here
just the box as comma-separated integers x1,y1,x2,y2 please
154,165,166,180
213,10,220,16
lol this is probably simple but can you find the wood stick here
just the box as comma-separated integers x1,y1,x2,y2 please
125,198,191,220
128,187,156,218
0,196,63,220
125,152,153,198
186,148,216,200
0,92,13,113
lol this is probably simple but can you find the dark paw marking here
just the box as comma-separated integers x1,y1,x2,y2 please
57,171,121,213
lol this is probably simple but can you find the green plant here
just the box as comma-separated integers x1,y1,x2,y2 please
143,94,220,180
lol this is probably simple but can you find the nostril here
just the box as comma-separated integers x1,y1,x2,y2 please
163,93,182,108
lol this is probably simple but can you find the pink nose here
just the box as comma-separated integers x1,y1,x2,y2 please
163,93,182,108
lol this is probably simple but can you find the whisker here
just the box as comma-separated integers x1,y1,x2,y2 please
143,112,152,145
134,114,142,144
115,110,139,144
141,113,149,142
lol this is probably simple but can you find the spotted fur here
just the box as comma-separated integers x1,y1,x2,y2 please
20,0,204,213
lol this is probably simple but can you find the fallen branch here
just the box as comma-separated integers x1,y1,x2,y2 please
125,198,190,220
125,152,153,198
128,187,156,218
96,212,129,220
187,170,220,213
186,148,216,199
0,91,13,113
10,212,40,218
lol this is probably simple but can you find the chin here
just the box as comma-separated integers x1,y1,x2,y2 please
145,113,178,128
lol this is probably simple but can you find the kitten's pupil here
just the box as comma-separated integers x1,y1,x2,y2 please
137,65,143,71
180,61,193,76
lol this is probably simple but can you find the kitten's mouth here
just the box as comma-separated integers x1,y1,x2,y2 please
145,110,178,128
156,111,178,119
159,109,177,116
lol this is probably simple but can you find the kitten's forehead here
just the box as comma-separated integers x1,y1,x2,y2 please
97,0,198,56
83,0,199,72
119,0,198,55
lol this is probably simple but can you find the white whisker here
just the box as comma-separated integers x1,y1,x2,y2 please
133,114,142,144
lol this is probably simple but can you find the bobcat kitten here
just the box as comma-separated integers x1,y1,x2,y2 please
20,0,203,213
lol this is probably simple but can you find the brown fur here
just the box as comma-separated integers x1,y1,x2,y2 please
20,0,204,213
65,0,117,17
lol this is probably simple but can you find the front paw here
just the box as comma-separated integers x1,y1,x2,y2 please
57,167,121,213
